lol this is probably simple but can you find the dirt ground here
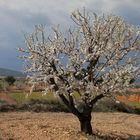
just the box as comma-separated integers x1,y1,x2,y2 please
0,93,17,105
0,112,140,140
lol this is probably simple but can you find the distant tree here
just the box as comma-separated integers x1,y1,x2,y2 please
5,76,16,86
0,82,3,90
0,78,9,91
19,9,140,134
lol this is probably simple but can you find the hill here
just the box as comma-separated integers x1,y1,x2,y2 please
0,68,26,77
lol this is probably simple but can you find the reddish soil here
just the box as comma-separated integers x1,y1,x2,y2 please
0,93,17,105
0,112,140,140
116,94,140,103
116,88,140,103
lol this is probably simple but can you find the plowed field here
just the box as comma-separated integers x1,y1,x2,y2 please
0,112,140,140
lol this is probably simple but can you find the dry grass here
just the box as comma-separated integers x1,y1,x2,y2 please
0,112,140,140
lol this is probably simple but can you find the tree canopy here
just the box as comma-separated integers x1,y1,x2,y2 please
19,9,140,134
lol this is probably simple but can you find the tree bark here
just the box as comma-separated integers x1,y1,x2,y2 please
59,93,93,135
78,114,93,135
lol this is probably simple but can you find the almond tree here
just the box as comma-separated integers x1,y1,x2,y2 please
19,10,140,134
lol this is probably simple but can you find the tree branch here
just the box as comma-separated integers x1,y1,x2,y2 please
90,94,104,106
59,94,82,117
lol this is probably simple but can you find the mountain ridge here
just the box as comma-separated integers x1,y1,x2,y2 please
0,68,26,77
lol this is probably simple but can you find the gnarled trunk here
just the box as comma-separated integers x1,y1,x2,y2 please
78,114,93,134
58,94,94,134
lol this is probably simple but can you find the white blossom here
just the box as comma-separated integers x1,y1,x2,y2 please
136,31,140,36
19,9,140,108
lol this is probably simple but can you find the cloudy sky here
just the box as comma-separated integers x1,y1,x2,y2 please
0,0,140,71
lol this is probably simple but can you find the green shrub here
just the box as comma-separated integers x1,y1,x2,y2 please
5,76,16,85
18,99,69,112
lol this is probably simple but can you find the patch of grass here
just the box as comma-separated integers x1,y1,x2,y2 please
7,91,140,114
0,100,7,104
9,92,58,104
126,91,140,95
124,101,140,109
9,92,26,104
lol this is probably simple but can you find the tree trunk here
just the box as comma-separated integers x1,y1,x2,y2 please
58,93,93,134
78,114,93,135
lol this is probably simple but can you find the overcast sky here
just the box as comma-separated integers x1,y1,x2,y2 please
0,0,140,71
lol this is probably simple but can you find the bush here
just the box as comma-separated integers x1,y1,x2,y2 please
93,98,140,114
5,76,16,86
0,100,7,105
0,104,17,112
0,83,2,90
18,99,69,112
0,79,9,91
0,97,140,114
92,98,118,112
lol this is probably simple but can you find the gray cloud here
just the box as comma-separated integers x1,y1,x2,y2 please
0,0,140,71
113,3,140,25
